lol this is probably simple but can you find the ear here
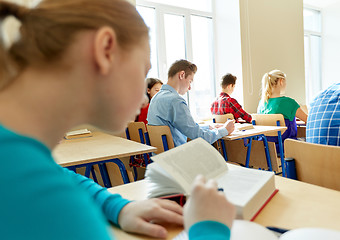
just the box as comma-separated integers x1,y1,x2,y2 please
93,27,118,75
178,71,185,80
147,88,151,94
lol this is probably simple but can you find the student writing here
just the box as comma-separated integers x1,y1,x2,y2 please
147,59,235,147
211,73,252,123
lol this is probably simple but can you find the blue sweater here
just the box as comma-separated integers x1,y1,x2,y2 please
0,124,230,239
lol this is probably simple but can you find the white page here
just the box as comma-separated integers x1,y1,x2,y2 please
217,164,274,206
151,138,228,193
280,228,340,240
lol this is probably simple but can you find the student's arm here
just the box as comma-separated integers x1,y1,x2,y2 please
184,176,235,240
64,168,183,238
171,100,230,143
296,107,308,123
229,98,252,123
63,168,130,225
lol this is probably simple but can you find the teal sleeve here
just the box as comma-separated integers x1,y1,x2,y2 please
188,221,231,240
64,168,131,225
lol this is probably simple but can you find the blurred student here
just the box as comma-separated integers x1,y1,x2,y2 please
306,83,340,146
148,59,235,147
211,73,252,123
136,78,163,124
0,0,235,239
257,70,308,151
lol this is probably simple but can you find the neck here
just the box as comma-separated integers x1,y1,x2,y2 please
0,67,93,149
222,88,232,95
270,86,282,98
167,77,180,93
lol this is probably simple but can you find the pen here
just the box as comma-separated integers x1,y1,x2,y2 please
266,226,289,234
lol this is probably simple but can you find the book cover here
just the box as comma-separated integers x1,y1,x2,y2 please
64,129,92,139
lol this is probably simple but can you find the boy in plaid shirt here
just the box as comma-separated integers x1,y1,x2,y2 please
211,74,252,123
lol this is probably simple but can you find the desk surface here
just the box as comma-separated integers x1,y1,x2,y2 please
53,132,156,167
108,176,340,239
223,125,287,140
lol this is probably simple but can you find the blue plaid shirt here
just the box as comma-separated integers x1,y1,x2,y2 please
306,83,340,146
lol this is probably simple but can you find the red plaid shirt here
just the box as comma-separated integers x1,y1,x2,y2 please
211,92,252,123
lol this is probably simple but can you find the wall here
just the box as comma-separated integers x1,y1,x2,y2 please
322,1,340,89
239,0,306,113
214,0,244,105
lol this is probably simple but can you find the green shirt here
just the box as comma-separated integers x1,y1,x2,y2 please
257,96,300,121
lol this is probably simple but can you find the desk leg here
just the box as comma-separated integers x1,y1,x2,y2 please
260,135,273,171
220,139,228,162
277,131,285,177
245,138,253,168
98,163,112,188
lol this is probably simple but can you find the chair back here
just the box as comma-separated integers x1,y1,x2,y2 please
212,113,234,123
126,122,147,143
251,114,286,136
147,125,175,154
285,139,340,191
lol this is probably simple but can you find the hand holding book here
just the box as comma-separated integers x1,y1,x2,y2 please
183,175,236,232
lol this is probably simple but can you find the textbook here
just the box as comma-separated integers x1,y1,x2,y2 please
173,220,340,240
235,122,254,131
145,138,277,220
64,129,93,139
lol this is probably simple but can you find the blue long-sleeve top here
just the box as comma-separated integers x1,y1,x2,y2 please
0,124,230,239
147,84,229,146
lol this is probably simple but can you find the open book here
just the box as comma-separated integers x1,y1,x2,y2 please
145,138,277,220
174,220,340,240
64,129,92,139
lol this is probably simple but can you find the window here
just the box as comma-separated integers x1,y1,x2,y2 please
136,0,215,120
303,7,322,104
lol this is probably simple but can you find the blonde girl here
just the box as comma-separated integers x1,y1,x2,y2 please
257,70,308,149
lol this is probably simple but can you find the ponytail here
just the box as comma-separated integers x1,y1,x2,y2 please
0,1,28,89
261,70,286,102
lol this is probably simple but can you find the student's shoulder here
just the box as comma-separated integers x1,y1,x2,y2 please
1,140,111,239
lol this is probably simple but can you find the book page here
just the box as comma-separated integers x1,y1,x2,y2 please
280,228,340,240
150,138,228,193
217,164,274,206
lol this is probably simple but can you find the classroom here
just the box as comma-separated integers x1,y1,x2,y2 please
1,0,340,240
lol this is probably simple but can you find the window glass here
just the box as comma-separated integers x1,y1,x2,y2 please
303,8,321,32
164,14,186,73
137,6,159,78
190,15,215,120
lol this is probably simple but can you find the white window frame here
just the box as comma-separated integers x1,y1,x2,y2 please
137,0,216,119
303,5,322,104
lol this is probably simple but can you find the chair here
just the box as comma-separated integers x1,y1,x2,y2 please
285,139,340,191
125,122,151,180
251,114,286,136
212,113,234,123
147,125,175,154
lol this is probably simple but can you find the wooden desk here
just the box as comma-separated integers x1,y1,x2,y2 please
53,131,156,167
223,125,287,140
53,132,156,186
108,177,340,239
221,126,287,171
